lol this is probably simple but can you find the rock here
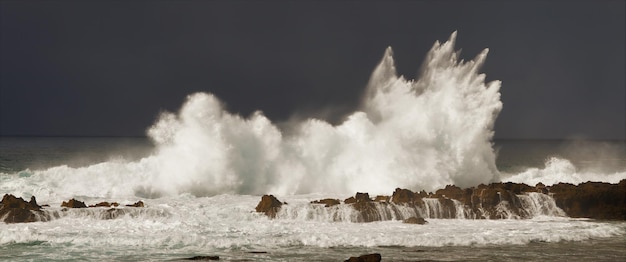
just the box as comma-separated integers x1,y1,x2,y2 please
434,185,472,205
535,182,548,194
403,216,427,224
89,202,120,208
374,195,390,202
345,253,382,262
345,192,387,222
548,180,626,220
183,255,220,260
125,201,144,207
344,196,357,204
101,208,126,220
391,188,423,204
61,198,87,208
255,195,283,218
0,194,49,223
355,192,371,202
311,198,340,207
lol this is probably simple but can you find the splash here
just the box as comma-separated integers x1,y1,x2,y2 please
142,32,502,196
502,157,626,186
2,32,506,199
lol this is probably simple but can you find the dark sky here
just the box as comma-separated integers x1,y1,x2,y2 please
1,0,624,139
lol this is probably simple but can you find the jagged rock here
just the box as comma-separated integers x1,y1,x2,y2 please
345,192,387,222
311,198,340,207
90,202,120,208
403,216,427,224
125,201,144,207
345,253,382,262
256,195,283,218
374,195,390,202
61,198,87,208
344,196,357,204
434,185,472,205
535,182,548,194
0,194,48,223
391,188,425,204
355,192,371,202
548,180,626,220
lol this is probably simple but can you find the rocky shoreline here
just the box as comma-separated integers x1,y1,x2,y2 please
2,179,624,224
256,179,626,222
0,195,145,223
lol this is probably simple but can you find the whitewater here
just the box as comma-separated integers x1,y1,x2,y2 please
1,32,625,261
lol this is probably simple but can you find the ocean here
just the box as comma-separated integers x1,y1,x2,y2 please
1,34,625,261
1,137,625,261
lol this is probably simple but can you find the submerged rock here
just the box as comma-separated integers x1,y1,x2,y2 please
255,195,284,218
61,198,87,208
345,253,382,262
311,198,341,207
125,201,144,207
403,216,427,225
89,201,120,208
0,194,49,223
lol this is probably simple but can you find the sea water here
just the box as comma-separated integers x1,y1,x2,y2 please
2,32,626,261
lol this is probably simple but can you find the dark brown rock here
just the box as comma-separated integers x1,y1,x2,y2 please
548,180,626,220
403,216,427,224
345,192,387,222
311,198,340,207
535,182,548,194
125,201,144,207
255,195,283,218
90,202,120,208
355,192,371,202
391,188,424,204
434,185,472,205
374,195,390,202
344,196,357,204
0,194,48,223
345,253,382,262
61,198,87,208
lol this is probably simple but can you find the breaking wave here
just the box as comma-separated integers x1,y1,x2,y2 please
1,32,623,202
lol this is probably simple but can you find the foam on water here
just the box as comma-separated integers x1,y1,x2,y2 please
0,195,624,252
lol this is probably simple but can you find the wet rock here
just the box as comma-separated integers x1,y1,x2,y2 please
548,180,626,220
434,185,472,205
403,216,427,224
311,198,340,207
344,196,357,204
89,202,120,208
255,195,283,218
183,255,219,260
346,192,394,223
391,188,425,204
345,253,382,262
535,182,548,194
374,195,390,202
0,194,49,223
125,201,144,207
101,208,127,220
61,198,87,208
